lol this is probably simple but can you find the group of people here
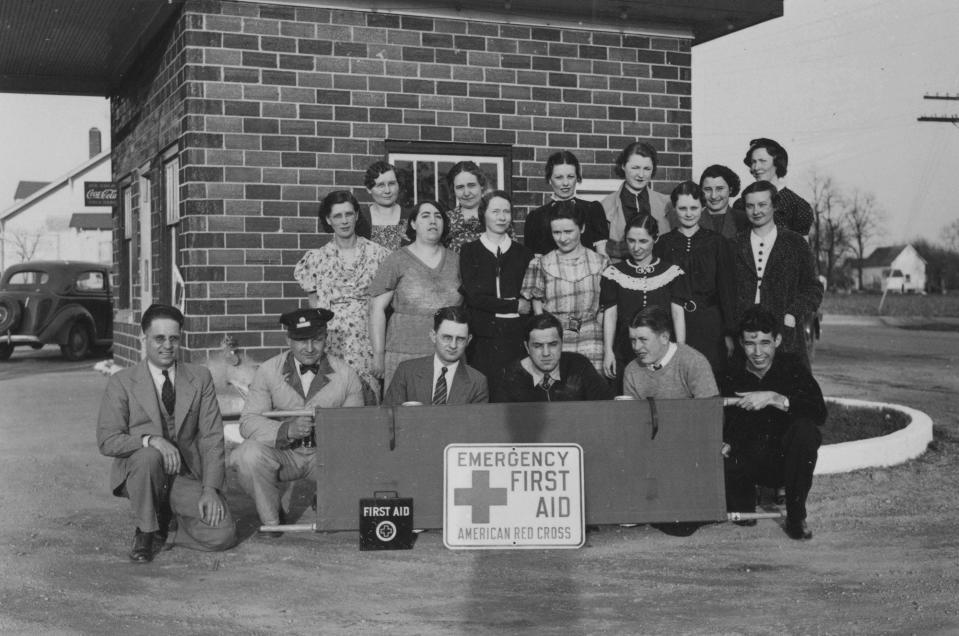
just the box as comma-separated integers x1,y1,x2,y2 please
96,136,828,563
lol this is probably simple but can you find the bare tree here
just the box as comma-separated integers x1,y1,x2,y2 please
845,190,885,290
7,228,43,262
821,203,852,289
807,168,844,280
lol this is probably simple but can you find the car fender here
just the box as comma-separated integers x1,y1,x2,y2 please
38,305,96,345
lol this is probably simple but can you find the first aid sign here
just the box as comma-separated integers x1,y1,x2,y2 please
443,444,584,550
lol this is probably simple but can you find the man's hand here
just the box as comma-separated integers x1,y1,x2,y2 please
784,313,797,328
285,415,314,440
148,436,181,475
733,391,786,411
198,486,227,527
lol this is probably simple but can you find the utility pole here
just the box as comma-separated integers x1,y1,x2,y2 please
917,93,959,123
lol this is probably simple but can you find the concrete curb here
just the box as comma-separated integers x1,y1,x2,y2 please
815,397,933,475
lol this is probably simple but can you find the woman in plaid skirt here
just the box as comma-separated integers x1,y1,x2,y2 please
521,200,609,374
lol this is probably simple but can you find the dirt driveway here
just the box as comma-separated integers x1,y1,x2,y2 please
1,324,957,634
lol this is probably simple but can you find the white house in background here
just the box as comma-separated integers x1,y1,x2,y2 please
849,244,927,293
0,141,113,271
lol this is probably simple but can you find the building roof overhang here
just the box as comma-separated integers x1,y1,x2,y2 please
0,0,781,97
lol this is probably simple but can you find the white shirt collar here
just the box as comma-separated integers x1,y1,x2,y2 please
147,360,175,381
479,233,512,255
649,342,677,370
521,356,561,385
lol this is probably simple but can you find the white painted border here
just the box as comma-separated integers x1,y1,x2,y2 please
815,397,934,475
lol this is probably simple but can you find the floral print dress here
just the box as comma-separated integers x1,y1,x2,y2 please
293,237,390,403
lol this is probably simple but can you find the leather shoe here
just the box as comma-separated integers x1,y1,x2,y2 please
785,519,813,540
155,518,177,552
129,529,156,562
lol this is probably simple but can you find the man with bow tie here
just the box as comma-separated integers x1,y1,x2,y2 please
232,308,363,537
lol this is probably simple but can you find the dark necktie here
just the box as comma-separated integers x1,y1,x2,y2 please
161,370,175,418
539,374,553,392
432,367,448,405
299,363,319,375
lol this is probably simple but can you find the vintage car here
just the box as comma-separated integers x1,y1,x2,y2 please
0,261,113,361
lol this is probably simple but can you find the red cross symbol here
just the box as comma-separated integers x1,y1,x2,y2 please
453,470,508,524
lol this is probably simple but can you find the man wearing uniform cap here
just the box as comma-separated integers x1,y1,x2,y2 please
232,307,363,537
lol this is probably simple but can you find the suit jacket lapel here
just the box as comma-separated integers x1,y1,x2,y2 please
173,364,198,437
448,362,471,405
416,357,434,404
131,361,164,434
305,356,334,402
281,352,307,400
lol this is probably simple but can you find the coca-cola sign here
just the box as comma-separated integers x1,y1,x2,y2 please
84,181,118,206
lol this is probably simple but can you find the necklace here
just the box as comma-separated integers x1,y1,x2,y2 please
626,258,657,274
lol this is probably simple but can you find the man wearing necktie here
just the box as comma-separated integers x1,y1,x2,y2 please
383,306,488,406
233,308,363,537
492,312,614,403
96,304,236,562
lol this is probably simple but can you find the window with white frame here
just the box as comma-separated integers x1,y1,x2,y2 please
385,141,511,210
163,153,183,311
121,184,133,309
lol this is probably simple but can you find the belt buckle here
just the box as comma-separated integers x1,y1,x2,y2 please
567,317,581,333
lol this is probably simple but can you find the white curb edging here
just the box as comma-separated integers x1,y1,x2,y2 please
814,397,934,475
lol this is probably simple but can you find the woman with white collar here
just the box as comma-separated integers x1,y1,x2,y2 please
460,191,533,392
601,141,674,261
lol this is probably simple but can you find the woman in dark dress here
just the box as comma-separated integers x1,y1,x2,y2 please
460,190,534,391
601,214,688,391
655,180,736,373
524,150,609,257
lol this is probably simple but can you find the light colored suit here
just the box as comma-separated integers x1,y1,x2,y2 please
96,361,235,550
232,351,363,525
383,355,489,406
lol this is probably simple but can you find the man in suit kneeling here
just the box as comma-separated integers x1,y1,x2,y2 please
97,304,236,563
383,306,488,406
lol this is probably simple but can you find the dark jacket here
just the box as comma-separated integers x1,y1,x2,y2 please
720,352,827,446
459,239,533,338
492,352,614,403
733,227,823,358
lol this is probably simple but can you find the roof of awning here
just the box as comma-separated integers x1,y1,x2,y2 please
0,0,780,97
0,0,184,95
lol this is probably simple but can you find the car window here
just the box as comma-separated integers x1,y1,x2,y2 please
5,270,49,287
76,271,107,292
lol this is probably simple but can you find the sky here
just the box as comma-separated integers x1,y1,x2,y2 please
2,0,958,251
693,0,959,248
0,93,110,214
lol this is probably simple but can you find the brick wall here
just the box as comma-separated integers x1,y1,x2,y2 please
111,0,693,365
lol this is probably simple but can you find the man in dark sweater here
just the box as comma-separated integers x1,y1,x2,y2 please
721,305,827,540
492,313,614,403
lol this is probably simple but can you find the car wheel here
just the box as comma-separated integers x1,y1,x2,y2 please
0,297,22,333
60,322,91,361
0,343,13,361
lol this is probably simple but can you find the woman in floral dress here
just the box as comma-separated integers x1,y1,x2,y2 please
521,200,609,373
359,160,410,251
294,190,390,404
444,160,490,253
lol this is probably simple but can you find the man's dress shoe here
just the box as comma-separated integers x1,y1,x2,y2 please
129,529,156,562
785,519,813,540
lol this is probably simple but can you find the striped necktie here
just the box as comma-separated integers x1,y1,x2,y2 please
432,366,448,405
